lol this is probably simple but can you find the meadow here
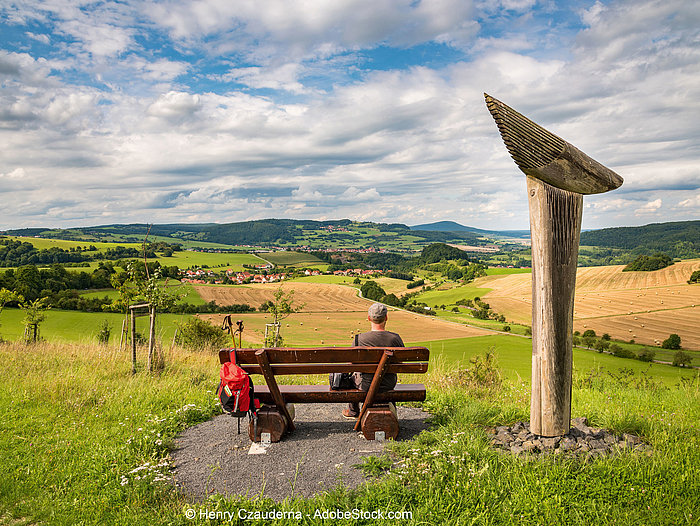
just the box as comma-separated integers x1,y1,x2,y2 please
5,235,266,271
0,338,697,525
261,251,327,268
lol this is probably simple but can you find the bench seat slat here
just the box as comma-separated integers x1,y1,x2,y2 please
253,383,426,404
219,347,429,365
240,362,428,375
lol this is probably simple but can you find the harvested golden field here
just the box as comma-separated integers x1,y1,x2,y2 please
481,259,700,349
200,310,490,346
196,281,490,345
194,281,366,312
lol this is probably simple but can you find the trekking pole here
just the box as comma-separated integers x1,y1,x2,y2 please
234,320,244,349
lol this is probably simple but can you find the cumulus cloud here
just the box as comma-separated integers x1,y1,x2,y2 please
0,0,698,229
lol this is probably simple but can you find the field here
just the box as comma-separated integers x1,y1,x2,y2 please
414,282,492,307
261,251,326,267
479,259,700,350
4,235,265,271
0,308,190,345
414,335,698,386
194,281,491,345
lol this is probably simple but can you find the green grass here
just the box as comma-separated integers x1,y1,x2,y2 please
485,267,532,275
0,339,698,525
6,236,140,251
261,251,326,267
4,236,265,271
151,250,264,270
0,308,193,345
415,283,492,307
80,283,206,306
411,335,698,386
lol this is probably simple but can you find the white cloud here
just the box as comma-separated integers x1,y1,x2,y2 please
0,0,698,230
635,198,663,215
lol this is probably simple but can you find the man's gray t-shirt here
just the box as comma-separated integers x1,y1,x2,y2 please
354,330,404,391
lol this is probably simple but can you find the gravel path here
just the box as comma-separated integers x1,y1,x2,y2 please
172,404,430,502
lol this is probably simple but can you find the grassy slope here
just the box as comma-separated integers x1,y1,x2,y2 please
411,335,698,386
416,283,492,307
4,236,265,270
0,340,697,525
0,308,191,344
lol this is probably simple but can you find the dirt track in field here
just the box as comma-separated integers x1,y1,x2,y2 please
479,259,700,349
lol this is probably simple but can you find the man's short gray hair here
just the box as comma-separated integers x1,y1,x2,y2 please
368,302,388,322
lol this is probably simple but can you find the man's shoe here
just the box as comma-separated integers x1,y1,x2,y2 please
342,409,359,419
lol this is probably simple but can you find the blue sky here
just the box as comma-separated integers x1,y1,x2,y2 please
0,0,698,230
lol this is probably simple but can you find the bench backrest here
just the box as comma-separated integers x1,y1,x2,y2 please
218,347,429,376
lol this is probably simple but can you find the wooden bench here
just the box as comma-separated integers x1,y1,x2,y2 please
218,346,429,442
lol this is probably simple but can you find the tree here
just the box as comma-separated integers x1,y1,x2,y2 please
96,319,111,345
21,297,50,343
688,270,700,284
662,333,682,350
264,287,305,346
672,350,692,368
582,329,597,338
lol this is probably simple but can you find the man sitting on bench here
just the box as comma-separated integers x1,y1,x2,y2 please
343,302,404,418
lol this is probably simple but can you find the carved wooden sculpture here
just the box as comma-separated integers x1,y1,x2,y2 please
485,94,623,436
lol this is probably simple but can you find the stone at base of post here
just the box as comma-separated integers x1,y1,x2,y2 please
249,406,289,443
360,405,399,440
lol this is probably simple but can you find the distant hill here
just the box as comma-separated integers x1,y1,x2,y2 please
580,220,700,259
409,221,530,239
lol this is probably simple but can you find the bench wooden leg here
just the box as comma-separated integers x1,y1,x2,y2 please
354,350,394,431
360,405,399,440
249,406,288,443
255,349,296,432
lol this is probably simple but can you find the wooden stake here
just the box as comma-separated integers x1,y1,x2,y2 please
131,309,137,375
527,176,583,436
148,306,156,373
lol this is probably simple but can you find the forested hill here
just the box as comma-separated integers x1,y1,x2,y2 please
2,219,482,249
579,221,700,258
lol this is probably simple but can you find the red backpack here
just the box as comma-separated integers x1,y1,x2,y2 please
217,352,260,419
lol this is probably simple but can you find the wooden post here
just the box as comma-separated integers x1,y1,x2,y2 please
485,94,623,436
130,308,137,375
148,306,156,372
528,177,582,435
119,318,126,351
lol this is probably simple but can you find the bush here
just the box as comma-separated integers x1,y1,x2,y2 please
96,320,111,345
360,280,386,302
672,350,692,367
451,306,459,312
406,279,425,289
594,339,610,352
582,336,596,348
582,329,597,338
502,325,511,332
637,348,656,362
601,333,611,341
610,344,635,359
525,327,532,336
175,317,228,351
662,333,682,350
